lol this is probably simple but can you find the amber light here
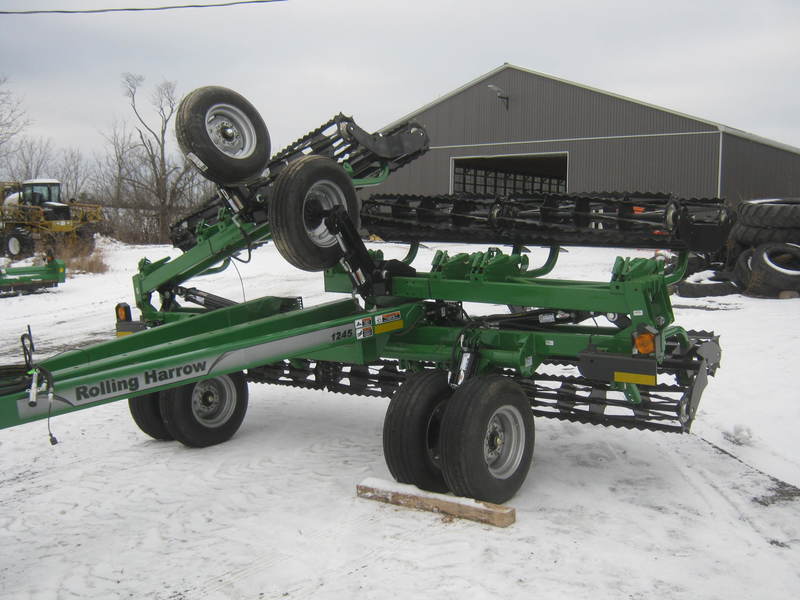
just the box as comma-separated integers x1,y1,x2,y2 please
634,331,656,355
115,303,132,322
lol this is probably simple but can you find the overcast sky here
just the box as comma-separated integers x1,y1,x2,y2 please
2,0,799,162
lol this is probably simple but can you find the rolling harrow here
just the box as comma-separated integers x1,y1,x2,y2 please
0,86,725,503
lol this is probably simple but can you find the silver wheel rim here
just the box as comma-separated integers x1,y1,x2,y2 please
665,203,678,230
190,376,237,428
764,249,800,276
484,405,526,479
303,179,348,248
205,103,257,159
8,237,20,256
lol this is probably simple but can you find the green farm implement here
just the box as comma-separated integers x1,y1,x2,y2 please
0,87,726,503
0,255,66,295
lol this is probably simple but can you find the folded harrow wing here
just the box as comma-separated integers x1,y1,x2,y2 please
0,87,725,504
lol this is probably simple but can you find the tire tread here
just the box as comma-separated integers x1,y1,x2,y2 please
128,393,174,441
439,375,534,504
383,370,451,493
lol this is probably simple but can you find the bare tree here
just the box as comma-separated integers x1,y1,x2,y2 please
121,73,198,241
90,122,149,241
2,136,54,181
0,75,29,161
54,147,94,201
92,113,213,243
94,121,138,206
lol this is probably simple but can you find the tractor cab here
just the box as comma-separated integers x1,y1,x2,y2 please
21,179,63,206
14,179,71,221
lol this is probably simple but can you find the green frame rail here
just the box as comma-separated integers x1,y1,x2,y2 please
2,296,424,429
0,243,692,431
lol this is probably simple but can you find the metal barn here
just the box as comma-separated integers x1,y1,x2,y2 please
374,64,800,203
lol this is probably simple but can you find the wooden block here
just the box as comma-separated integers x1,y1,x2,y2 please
356,477,515,528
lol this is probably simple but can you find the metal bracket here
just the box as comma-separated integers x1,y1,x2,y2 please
325,206,415,299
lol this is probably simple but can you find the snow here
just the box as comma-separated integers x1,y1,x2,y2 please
1,238,799,599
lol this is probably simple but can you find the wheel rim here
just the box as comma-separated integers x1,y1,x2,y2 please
190,376,237,428
8,237,20,256
483,405,526,479
303,179,348,248
205,103,257,159
764,249,800,276
665,202,679,231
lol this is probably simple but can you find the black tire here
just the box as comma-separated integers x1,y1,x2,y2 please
5,227,35,259
128,393,174,441
722,238,748,270
269,155,358,271
729,222,800,246
684,252,712,276
439,375,534,504
732,248,754,289
745,271,780,298
675,280,739,298
176,86,270,186
158,372,248,448
749,243,800,291
383,370,453,493
738,198,800,229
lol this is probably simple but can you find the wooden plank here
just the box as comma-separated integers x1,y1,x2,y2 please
356,478,515,528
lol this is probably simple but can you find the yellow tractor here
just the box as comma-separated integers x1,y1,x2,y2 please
0,179,104,259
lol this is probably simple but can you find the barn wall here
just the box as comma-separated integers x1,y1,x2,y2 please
368,66,798,203
720,133,800,203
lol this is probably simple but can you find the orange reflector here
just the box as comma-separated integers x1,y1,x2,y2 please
634,332,656,355
115,303,132,322
633,206,645,214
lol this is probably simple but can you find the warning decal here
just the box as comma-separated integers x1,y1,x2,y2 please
375,311,401,325
354,312,404,338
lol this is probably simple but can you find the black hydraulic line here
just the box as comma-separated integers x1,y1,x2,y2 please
174,286,238,310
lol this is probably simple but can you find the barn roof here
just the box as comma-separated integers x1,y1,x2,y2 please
386,63,800,156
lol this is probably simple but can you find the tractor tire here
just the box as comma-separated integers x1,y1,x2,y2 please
439,375,534,504
4,228,35,259
748,243,800,292
732,248,754,289
158,372,248,448
176,86,270,185
269,155,358,271
675,280,739,298
128,393,174,441
383,370,453,493
737,198,800,229
722,238,748,270
729,222,800,246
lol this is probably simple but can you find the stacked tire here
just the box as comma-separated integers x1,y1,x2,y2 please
728,199,800,297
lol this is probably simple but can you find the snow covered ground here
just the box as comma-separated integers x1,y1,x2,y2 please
1,238,798,599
